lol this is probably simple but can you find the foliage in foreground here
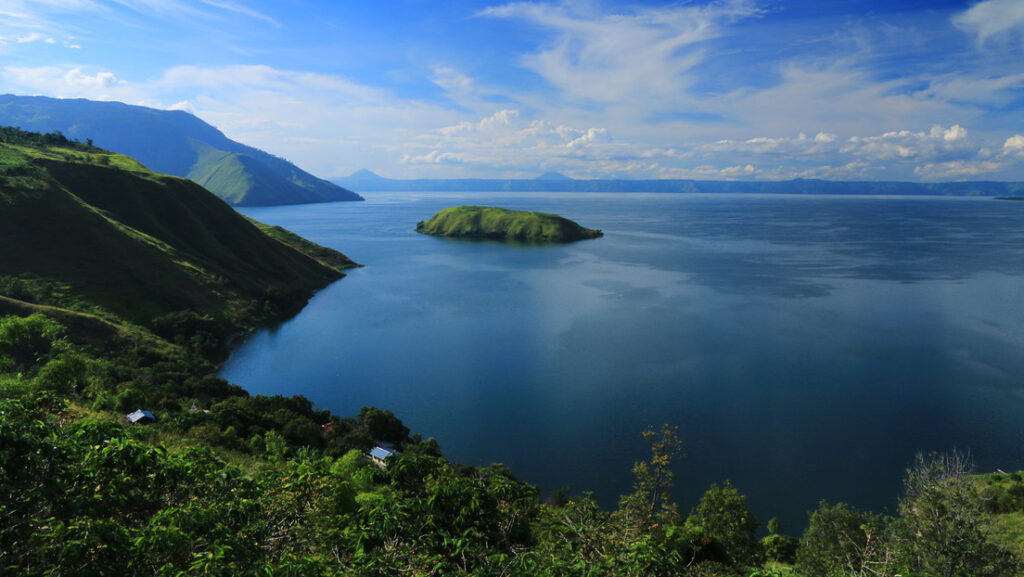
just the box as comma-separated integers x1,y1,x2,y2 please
1,312,1023,576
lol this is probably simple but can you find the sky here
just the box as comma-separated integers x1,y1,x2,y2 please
1,0,1023,181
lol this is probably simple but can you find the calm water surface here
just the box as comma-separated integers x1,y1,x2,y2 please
223,192,1024,531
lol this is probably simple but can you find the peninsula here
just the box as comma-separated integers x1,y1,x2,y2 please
415,206,603,243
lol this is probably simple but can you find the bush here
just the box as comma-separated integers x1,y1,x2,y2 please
687,480,763,568
762,533,799,564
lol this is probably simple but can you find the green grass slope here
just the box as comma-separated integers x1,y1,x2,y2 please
0,127,356,332
0,94,363,206
415,205,603,243
186,139,340,206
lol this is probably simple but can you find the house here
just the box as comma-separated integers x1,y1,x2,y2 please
125,409,157,425
368,446,399,468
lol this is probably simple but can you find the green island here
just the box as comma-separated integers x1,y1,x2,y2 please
2,128,1023,576
416,205,603,243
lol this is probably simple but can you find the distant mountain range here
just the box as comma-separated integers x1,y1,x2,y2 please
336,170,1024,196
0,94,362,206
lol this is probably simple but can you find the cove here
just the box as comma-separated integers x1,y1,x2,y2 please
221,191,1024,532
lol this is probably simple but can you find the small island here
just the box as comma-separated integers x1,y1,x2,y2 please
415,206,603,243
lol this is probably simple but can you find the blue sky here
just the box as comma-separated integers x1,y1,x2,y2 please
1,0,1023,180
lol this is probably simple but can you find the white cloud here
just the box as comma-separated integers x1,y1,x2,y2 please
719,164,756,178
432,66,475,94
1005,135,1024,156
481,1,760,108
16,32,54,43
401,150,464,165
842,125,976,162
65,67,118,88
3,66,133,100
954,0,1024,44
168,99,196,112
914,160,1004,179
942,124,966,142
641,123,1020,181
399,108,633,176
711,61,946,140
922,72,1024,107
198,0,280,27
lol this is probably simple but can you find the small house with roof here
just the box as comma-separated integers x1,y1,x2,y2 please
125,409,157,425
368,446,399,468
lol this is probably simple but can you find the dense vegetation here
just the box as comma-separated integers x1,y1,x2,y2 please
1,128,1022,576
0,94,363,206
0,126,355,334
416,206,603,243
3,331,1023,577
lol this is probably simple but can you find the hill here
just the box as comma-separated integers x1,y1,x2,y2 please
0,126,356,336
0,94,363,206
415,205,603,243
336,171,1024,196
536,171,573,180
0,128,1022,577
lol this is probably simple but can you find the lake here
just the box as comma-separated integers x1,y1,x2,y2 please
222,192,1024,532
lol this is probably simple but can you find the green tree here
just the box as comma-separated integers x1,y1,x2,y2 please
356,406,410,446
0,313,65,373
617,424,684,529
687,480,763,568
35,351,90,395
796,500,890,577
893,450,1021,577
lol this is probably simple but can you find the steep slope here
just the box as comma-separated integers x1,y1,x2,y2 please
0,127,356,331
0,94,362,206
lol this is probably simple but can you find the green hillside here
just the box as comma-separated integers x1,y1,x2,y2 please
416,205,603,242
0,126,355,334
0,94,363,206
1,129,1021,577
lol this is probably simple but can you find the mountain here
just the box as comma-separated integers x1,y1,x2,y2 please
336,171,1024,196
0,94,362,206
0,126,356,335
535,171,573,181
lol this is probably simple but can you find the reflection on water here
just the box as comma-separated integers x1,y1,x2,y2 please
223,193,1024,531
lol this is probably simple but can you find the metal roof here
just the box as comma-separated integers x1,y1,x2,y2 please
126,410,156,423
369,446,397,460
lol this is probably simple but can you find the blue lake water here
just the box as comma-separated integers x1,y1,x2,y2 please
222,192,1024,532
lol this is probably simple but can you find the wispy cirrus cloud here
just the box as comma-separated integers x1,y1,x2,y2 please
954,0,1024,44
480,0,760,108
1,1,1023,180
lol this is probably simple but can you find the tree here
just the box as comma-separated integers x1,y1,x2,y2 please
0,313,65,373
893,450,1021,577
687,480,763,568
356,406,410,446
796,500,890,577
35,352,90,395
762,517,799,565
618,424,684,529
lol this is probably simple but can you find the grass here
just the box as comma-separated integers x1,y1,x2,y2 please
416,205,603,243
249,219,359,271
764,561,797,575
0,134,352,334
972,471,1024,556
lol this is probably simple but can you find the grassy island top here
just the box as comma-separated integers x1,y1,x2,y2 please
416,205,603,243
